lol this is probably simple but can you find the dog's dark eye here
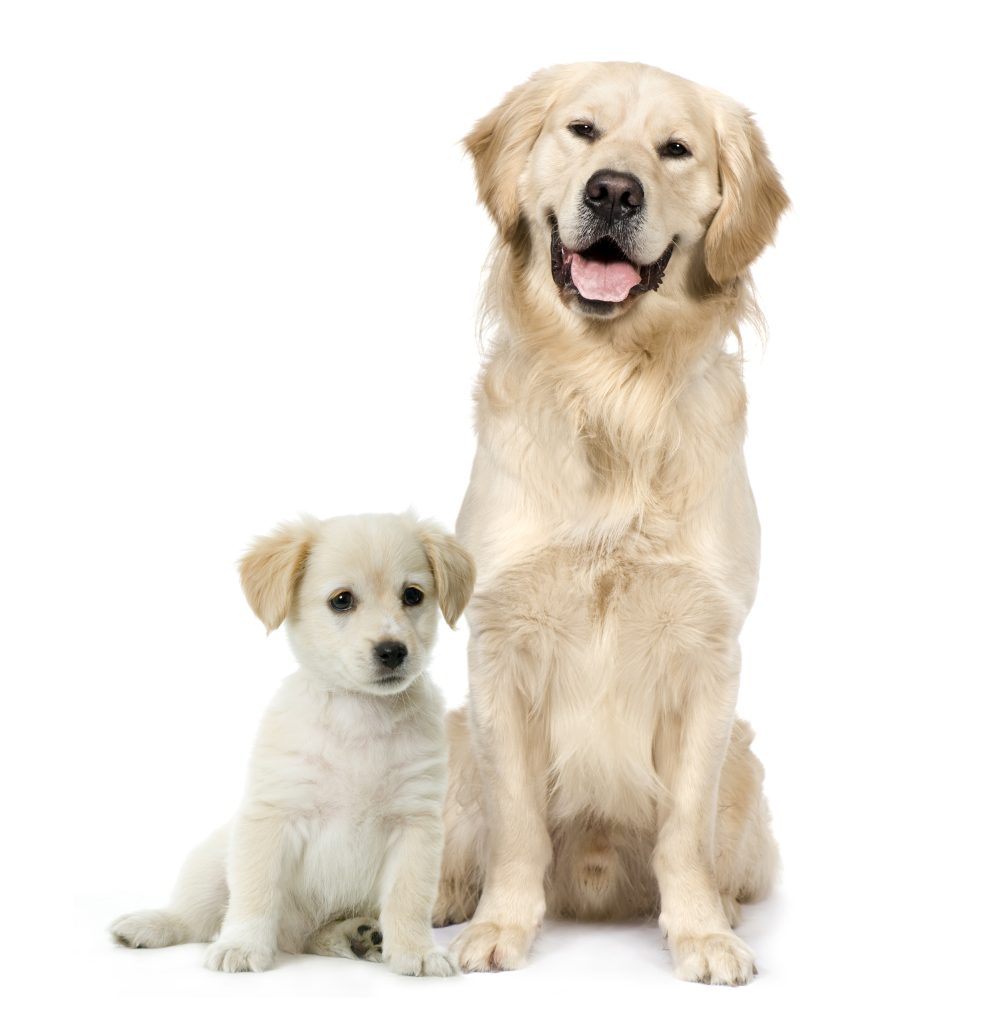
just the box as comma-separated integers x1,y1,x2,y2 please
329,591,354,612
402,587,424,607
568,122,596,140
659,140,690,159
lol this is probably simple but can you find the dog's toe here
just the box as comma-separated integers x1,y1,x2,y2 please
671,932,756,986
452,921,534,972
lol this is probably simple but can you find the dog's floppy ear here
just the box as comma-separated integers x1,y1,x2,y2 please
464,67,564,240
417,522,476,629
703,101,789,285
239,518,317,633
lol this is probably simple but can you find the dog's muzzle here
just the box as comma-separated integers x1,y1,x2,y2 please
550,219,675,308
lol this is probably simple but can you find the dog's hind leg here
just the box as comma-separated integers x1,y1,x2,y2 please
110,825,229,948
714,719,779,926
433,707,485,927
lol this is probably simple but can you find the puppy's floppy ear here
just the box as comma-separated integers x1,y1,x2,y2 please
417,522,476,629
464,66,565,240
703,101,789,285
239,518,317,633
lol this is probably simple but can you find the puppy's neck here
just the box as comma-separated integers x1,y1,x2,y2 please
283,669,430,734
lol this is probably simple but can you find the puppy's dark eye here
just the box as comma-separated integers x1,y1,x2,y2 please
568,122,596,140
402,587,424,607
659,140,690,159
329,591,354,612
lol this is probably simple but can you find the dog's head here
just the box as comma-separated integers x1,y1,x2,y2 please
466,62,788,320
239,514,475,696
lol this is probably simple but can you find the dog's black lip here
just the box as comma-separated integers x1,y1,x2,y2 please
550,218,675,303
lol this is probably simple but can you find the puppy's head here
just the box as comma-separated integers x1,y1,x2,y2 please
240,514,474,696
466,62,788,321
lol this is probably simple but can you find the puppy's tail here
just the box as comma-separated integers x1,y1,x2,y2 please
110,824,230,948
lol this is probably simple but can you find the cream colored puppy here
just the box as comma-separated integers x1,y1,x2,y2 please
435,63,788,985
112,513,474,977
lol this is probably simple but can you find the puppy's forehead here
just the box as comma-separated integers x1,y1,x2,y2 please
305,516,431,588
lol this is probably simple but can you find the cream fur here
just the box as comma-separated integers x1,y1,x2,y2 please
436,63,787,985
111,513,474,978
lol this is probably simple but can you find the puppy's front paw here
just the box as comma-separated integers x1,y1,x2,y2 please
452,922,533,972
204,939,274,973
671,931,756,986
386,945,459,977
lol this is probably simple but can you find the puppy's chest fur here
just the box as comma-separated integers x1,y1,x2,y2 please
244,677,446,918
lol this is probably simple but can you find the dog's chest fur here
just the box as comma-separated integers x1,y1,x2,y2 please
460,330,758,829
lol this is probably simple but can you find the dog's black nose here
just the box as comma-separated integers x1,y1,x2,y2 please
374,641,408,669
584,170,644,222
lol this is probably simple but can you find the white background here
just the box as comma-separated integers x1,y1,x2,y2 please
2,1,996,1020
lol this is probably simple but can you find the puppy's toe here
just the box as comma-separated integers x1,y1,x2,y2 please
204,939,274,973
386,945,459,977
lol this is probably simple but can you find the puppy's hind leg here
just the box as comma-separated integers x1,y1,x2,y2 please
305,918,383,962
111,825,229,949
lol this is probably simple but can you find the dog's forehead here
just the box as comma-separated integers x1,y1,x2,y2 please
552,65,713,138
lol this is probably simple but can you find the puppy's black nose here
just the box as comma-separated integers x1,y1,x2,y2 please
584,170,644,222
374,641,408,669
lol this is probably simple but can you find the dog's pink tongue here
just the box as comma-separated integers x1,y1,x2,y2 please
569,253,640,302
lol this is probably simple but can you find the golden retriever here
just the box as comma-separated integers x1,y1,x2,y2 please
111,514,474,977
434,62,789,985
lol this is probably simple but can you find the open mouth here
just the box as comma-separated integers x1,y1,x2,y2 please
550,220,674,307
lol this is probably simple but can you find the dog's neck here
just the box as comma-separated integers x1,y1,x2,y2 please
475,247,752,545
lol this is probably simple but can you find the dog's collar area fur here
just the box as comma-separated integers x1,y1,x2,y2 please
549,218,675,313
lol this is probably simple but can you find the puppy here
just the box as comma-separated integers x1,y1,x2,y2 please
435,63,787,985
111,513,474,977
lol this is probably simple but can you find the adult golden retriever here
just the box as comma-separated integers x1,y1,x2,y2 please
435,62,788,985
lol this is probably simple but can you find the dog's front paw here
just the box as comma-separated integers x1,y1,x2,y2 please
452,921,534,972
671,931,756,986
386,945,459,977
204,939,275,973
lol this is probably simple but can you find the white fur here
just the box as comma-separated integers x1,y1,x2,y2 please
111,513,474,977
